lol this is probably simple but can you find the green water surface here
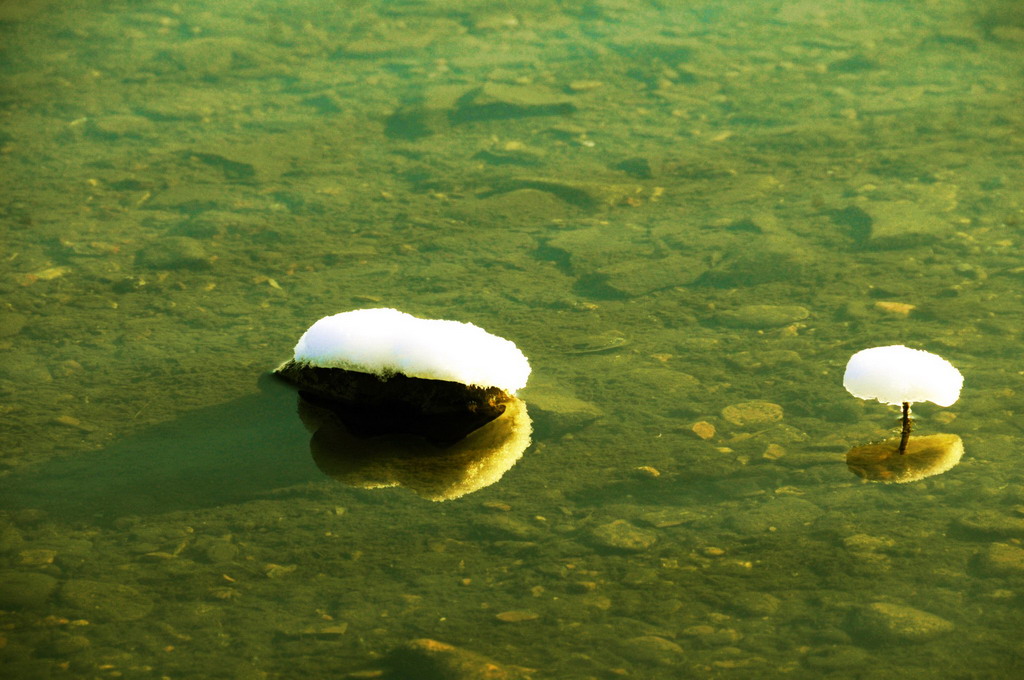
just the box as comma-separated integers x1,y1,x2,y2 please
2,0,1023,678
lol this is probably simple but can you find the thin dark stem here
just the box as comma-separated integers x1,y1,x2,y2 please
898,401,912,455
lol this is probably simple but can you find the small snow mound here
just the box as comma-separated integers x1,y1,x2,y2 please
292,308,531,393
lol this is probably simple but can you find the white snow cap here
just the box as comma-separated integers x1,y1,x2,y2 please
292,308,531,393
843,345,963,407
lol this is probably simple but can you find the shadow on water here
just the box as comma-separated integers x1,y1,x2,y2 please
0,375,320,525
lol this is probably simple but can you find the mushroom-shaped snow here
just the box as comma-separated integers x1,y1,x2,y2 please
843,345,963,407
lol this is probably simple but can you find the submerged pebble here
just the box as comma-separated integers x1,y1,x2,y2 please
590,520,657,552
565,330,629,354
386,638,529,680
0,571,58,609
135,236,212,270
619,635,684,665
804,645,870,670
495,610,539,623
979,543,1024,575
721,401,784,427
716,304,809,328
62,579,154,621
0,312,27,338
849,602,954,643
952,511,1024,539
691,421,717,439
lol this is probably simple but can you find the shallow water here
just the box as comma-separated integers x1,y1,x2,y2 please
2,0,1023,678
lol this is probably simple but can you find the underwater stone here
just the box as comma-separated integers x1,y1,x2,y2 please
729,591,782,616
697,242,808,287
520,381,601,437
203,542,240,563
951,511,1024,539
598,253,708,296
135,236,211,270
842,534,895,553
471,189,574,223
715,305,809,329
0,571,58,609
386,638,528,680
590,519,657,552
385,85,469,139
619,635,684,665
859,200,954,248
62,579,154,621
0,311,28,337
474,514,540,541
979,543,1024,576
804,645,870,670
545,224,647,270
0,524,25,553
850,602,954,644
721,401,784,427
49,634,91,656
451,82,576,123
86,115,154,139
727,497,821,533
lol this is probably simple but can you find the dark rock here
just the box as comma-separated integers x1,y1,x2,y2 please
274,362,511,445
